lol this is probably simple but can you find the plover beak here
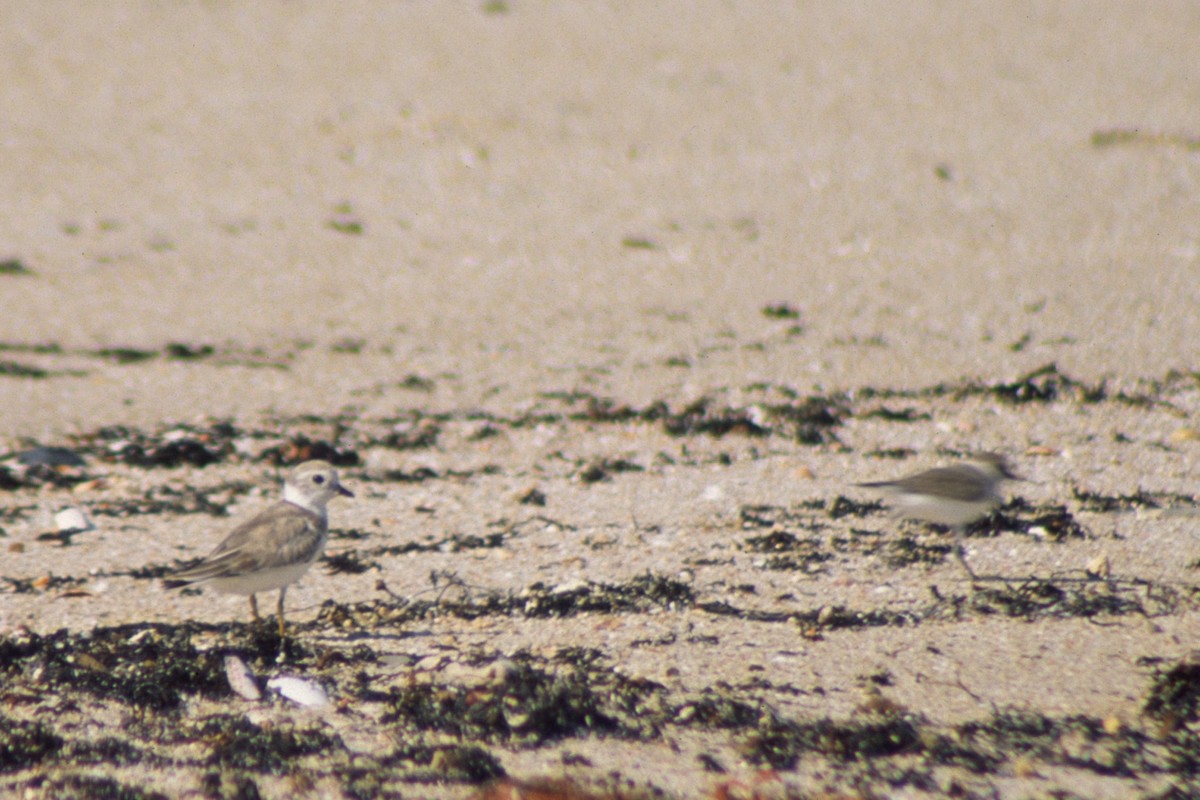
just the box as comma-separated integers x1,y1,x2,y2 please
336,484,355,498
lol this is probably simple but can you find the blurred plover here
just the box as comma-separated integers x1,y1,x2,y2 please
856,453,1020,578
164,460,353,637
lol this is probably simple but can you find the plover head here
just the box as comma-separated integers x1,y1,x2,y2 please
283,460,354,513
966,452,1021,483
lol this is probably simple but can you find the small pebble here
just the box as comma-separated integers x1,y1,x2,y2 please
17,447,85,467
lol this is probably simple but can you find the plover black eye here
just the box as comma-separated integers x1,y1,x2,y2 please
313,475,325,485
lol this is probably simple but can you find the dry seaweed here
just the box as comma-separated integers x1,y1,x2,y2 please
383,653,664,745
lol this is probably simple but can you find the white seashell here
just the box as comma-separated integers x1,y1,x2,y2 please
267,675,330,708
747,405,768,427
55,507,93,533
224,655,262,701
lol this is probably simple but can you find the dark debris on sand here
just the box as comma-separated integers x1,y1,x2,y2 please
2,579,1198,797
4,367,1200,797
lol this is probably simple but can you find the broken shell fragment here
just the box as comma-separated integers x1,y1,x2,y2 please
266,675,330,708
55,507,94,533
224,654,262,701
1085,554,1111,579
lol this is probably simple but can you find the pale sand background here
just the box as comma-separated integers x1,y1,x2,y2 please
1,1,1198,434
2,2,1200,798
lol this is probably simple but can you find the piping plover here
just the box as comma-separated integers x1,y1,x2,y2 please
856,453,1020,578
164,460,353,637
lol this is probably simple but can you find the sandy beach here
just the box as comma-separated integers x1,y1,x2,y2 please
2,3,1200,798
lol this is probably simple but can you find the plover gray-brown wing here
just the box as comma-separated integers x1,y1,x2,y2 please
164,460,353,637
